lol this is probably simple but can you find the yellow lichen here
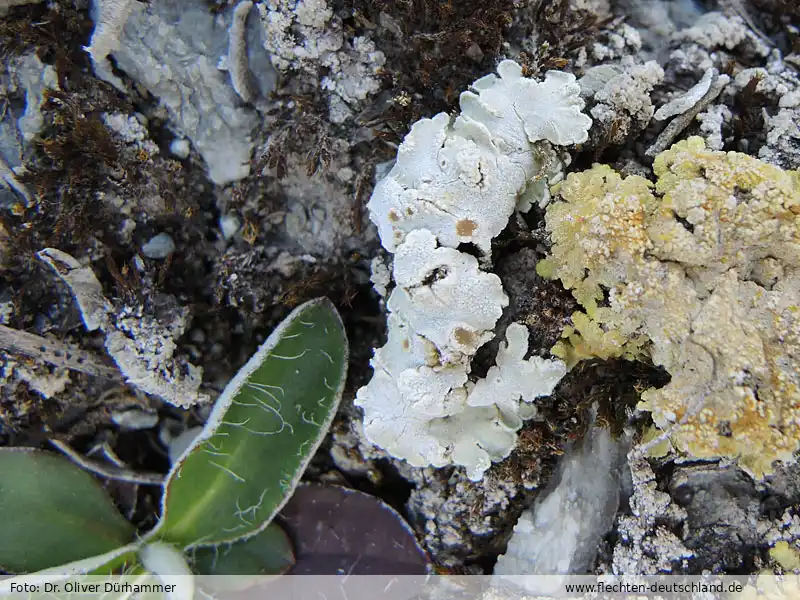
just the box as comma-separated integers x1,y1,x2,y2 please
639,426,673,458
551,311,647,368
540,137,800,478
733,572,800,599
537,164,655,316
771,541,800,572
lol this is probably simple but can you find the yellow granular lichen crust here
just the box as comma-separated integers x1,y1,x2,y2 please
538,137,800,479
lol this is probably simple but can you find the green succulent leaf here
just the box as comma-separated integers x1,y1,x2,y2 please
190,522,295,577
153,298,348,548
0,448,134,573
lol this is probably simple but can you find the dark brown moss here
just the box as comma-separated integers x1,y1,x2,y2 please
0,0,93,86
729,72,776,154
38,90,120,170
0,0,199,261
0,1,123,253
344,0,515,130
2,84,196,269
255,110,336,182
515,0,616,78
493,358,669,487
102,252,145,306
471,246,579,377
4,87,127,252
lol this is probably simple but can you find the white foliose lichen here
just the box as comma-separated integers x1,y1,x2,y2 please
389,230,508,361
370,60,590,255
356,60,589,481
467,323,567,427
257,0,386,123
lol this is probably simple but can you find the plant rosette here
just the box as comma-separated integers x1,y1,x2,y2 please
0,298,349,597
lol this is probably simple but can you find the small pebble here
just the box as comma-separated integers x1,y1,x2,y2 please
219,214,241,241
111,409,160,430
142,233,176,259
170,138,191,159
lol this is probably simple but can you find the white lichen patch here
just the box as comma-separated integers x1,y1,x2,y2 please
590,21,643,62
37,249,112,332
369,255,392,299
369,60,589,255
10,53,60,144
696,104,731,150
654,68,715,121
102,113,160,155
403,464,521,568
612,452,692,574
84,0,136,78
87,0,263,185
105,303,206,408
722,57,800,170
582,58,665,145
674,12,763,53
37,248,209,407
389,230,508,358
257,0,385,123
467,323,566,427
357,61,585,480
1,52,55,206
228,0,258,104
666,12,770,77
10,358,71,399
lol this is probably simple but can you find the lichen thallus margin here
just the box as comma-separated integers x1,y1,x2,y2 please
0,298,349,592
